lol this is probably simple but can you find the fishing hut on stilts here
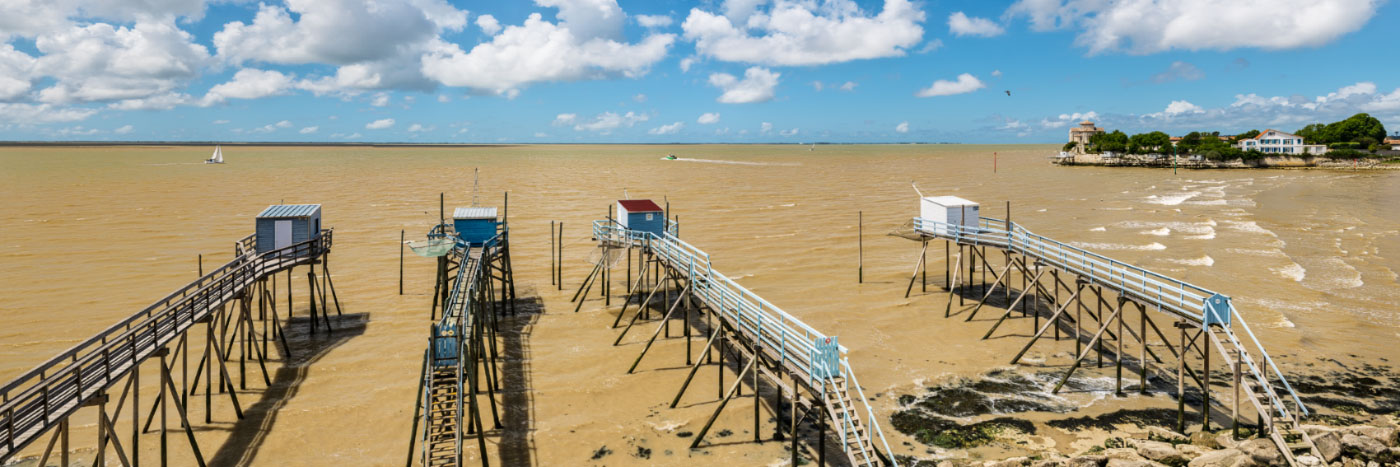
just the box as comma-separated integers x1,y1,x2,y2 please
573,197,898,466
0,204,341,466
404,188,517,467
889,188,1323,467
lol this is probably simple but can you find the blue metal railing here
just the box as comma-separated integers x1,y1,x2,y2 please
913,216,1308,418
594,219,894,466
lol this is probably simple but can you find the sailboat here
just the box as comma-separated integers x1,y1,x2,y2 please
205,145,224,164
809,144,815,151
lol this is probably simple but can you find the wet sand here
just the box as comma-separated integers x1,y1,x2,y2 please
2,144,1397,465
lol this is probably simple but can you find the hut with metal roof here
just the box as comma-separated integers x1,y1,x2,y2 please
255,204,322,253
616,199,665,235
453,207,499,246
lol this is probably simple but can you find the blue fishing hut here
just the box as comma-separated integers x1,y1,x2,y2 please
255,204,322,253
453,207,499,246
616,199,665,235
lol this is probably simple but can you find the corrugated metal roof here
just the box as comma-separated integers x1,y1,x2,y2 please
453,207,498,219
257,204,321,218
922,196,977,207
617,199,662,212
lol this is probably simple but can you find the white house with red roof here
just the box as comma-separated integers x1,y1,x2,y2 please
1237,129,1327,155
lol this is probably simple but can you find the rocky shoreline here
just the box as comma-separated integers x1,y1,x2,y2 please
890,362,1400,467
906,423,1399,467
1052,153,1400,169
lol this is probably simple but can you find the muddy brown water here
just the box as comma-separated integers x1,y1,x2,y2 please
2,144,1397,465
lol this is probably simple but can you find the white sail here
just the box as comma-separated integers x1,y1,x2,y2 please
214,146,223,163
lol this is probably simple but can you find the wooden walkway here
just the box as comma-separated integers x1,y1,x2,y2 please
907,215,1322,466
582,220,895,466
407,226,516,467
0,232,336,464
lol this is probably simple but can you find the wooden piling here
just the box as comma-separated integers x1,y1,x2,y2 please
399,230,404,295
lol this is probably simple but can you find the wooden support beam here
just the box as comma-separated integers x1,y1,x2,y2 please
628,284,692,373
981,266,1049,339
1052,299,1124,393
614,274,669,345
670,328,724,408
1009,286,1083,364
690,350,759,449
962,260,1017,321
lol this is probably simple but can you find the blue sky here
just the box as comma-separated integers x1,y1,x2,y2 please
1,0,1398,143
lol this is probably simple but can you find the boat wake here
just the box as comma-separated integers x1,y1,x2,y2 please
664,157,800,167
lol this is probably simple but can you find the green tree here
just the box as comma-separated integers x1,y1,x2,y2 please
1089,130,1129,153
1063,141,1079,152
1178,132,1203,152
1135,131,1171,152
1315,113,1387,147
1234,129,1260,142
1295,123,1327,144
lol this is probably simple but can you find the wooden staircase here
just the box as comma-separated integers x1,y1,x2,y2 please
424,365,462,466
1207,326,1321,467
822,377,884,466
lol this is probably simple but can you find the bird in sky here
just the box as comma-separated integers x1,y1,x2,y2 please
1005,90,1011,96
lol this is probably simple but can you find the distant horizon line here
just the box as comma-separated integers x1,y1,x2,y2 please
0,141,1060,147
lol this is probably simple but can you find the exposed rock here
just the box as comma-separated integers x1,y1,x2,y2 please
1033,459,1069,467
1302,425,1335,438
1067,455,1107,467
1191,432,1224,449
1340,426,1398,447
1341,457,1365,467
1147,427,1190,444
1237,438,1285,466
986,457,1031,467
937,461,955,467
1340,433,1388,458
1105,459,1156,467
1102,448,1145,461
1177,444,1209,459
1313,431,1344,463
1215,433,1240,450
1135,440,1187,464
1365,461,1378,467
1187,448,1247,467
1295,455,1322,466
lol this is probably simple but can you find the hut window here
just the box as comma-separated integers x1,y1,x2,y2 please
646,213,654,221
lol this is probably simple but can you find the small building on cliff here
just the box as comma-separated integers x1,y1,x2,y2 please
1068,121,1103,153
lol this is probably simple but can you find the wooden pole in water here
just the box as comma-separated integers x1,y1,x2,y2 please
1203,328,1211,431
557,223,563,290
198,254,202,276
399,230,404,295
1178,321,1187,434
550,221,556,286
857,211,863,284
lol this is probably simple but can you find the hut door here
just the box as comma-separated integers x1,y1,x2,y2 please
274,220,293,249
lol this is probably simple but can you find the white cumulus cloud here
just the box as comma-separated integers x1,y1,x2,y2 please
697,112,720,124
915,73,985,97
201,68,295,106
636,14,673,28
708,66,780,104
113,124,133,134
895,121,909,133
421,1,675,97
366,118,395,129
649,121,683,135
300,126,319,134
948,12,1004,37
682,0,925,66
476,14,501,35
559,111,649,132
1006,0,1382,54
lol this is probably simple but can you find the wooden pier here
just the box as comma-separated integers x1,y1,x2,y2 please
0,228,341,466
574,207,897,467
899,209,1323,466
405,204,516,467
